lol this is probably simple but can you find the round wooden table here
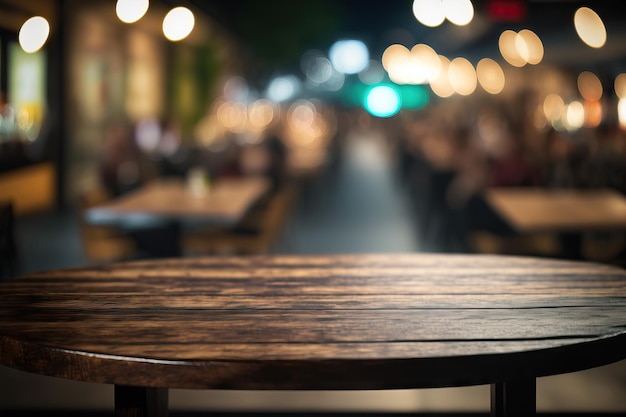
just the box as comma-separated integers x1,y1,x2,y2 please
1,254,626,416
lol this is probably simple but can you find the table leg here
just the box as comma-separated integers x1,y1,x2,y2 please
115,385,168,417
490,378,536,417
130,221,182,258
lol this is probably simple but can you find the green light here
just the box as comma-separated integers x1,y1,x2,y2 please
364,85,401,118
399,84,429,110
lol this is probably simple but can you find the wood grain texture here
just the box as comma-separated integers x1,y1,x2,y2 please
1,254,626,390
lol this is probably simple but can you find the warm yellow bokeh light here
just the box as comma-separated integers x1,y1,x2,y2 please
18,16,50,53
116,0,149,24
429,55,455,98
382,42,443,85
448,57,476,96
583,100,602,127
412,0,446,27
500,29,543,66
388,67,413,85
476,58,505,94
565,101,585,130
614,74,626,99
499,30,525,67
577,71,603,101
618,98,626,129
543,94,565,121
217,100,247,133
248,100,275,130
284,100,331,150
574,7,606,48
444,0,474,26
410,43,441,84
517,29,543,65
163,7,194,41
382,44,409,71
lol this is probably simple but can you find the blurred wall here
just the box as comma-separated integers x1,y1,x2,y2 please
62,0,240,204
0,0,243,209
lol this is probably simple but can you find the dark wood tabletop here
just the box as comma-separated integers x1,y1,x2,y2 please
1,254,626,417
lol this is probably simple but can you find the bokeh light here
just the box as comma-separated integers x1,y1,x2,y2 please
476,58,505,94
383,44,413,85
413,0,473,27
517,29,543,65
412,0,446,27
248,99,276,130
577,71,603,101
382,44,409,72
301,50,334,85
365,85,401,118
448,57,477,96
618,99,626,129
615,74,626,99
499,30,526,67
411,44,442,84
382,43,442,85
565,100,585,130
217,100,247,133
574,7,606,48
444,0,474,26
543,94,565,122
162,7,195,41
329,40,369,75
584,100,602,128
18,16,50,53
429,55,455,98
266,75,301,102
116,0,149,24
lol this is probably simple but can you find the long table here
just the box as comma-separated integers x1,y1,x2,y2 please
1,254,626,416
86,176,271,227
484,187,626,233
484,187,626,259
84,176,271,257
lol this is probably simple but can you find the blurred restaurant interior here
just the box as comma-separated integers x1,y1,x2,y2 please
2,0,626,415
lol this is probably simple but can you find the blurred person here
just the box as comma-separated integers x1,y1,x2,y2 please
542,128,578,188
486,137,541,188
579,126,626,191
100,120,143,196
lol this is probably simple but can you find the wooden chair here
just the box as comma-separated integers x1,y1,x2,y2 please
0,200,19,279
77,187,137,263
182,182,298,255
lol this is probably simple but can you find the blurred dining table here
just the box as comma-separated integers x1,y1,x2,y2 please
484,187,626,233
484,187,626,260
84,175,271,256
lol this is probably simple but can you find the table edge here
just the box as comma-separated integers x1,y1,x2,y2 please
2,331,626,390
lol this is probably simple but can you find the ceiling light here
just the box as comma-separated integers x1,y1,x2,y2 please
19,16,50,53
163,7,195,42
116,0,149,24
574,7,606,48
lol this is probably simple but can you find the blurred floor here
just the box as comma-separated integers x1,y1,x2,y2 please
2,131,626,414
